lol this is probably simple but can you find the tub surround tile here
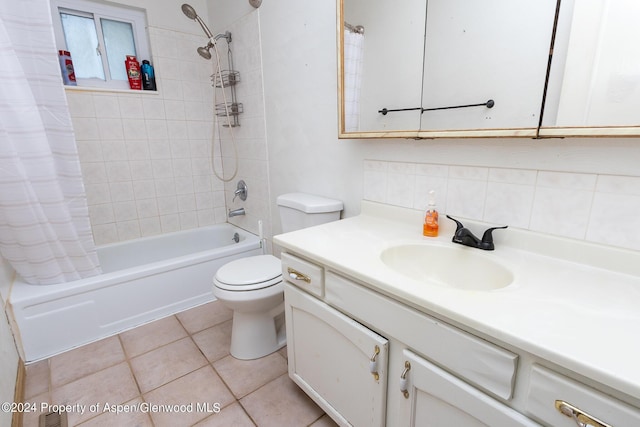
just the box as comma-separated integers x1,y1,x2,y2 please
213,352,288,399
50,336,125,388
130,337,208,393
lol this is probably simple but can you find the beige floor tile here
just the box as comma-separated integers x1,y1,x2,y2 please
50,336,125,388
241,374,324,427
278,345,288,361
192,319,232,362
143,366,236,427
213,352,288,399
24,360,49,399
21,391,50,427
310,414,340,427
194,402,256,426
176,300,232,334
51,362,139,426
119,315,188,358
130,337,208,393
76,397,153,427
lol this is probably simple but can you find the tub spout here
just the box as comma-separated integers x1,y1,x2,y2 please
228,208,245,218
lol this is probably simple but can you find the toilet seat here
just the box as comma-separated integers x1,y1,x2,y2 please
214,255,282,291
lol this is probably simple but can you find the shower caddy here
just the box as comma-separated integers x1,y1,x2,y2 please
213,32,242,127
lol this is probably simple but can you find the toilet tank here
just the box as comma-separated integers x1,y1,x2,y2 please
277,193,343,233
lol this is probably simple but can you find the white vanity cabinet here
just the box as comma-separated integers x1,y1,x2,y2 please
281,251,640,427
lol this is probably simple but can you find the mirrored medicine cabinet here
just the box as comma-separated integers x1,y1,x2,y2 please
338,0,640,139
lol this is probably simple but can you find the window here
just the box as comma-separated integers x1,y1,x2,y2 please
51,0,151,90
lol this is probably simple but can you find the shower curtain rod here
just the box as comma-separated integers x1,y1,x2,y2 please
344,21,364,34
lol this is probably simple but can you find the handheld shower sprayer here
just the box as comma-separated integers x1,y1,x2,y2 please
181,4,213,38
181,4,233,60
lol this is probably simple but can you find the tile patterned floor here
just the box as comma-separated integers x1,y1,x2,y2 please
21,301,338,427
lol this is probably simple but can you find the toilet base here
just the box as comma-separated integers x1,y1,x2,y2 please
230,303,286,360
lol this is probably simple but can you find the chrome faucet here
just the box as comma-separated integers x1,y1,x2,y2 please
233,180,247,202
446,215,507,251
228,208,245,218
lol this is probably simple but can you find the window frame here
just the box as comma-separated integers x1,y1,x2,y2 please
50,0,151,90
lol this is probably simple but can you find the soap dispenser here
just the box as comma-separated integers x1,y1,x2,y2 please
423,190,439,237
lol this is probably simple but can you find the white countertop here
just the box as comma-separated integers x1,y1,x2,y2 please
273,201,640,403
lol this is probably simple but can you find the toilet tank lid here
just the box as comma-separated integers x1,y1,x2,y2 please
277,193,343,213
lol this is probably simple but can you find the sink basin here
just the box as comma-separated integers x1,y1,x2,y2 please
380,244,513,290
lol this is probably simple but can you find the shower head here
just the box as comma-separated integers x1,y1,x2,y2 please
197,45,212,60
181,3,214,39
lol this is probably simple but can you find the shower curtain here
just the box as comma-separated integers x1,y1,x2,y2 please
343,29,365,132
0,2,101,285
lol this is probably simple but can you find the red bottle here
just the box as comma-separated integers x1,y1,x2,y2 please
125,55,141,90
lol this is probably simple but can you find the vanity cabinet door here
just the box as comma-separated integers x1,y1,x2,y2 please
399,349,541,427
284,283,388,427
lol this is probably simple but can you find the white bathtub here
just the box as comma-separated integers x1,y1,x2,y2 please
9,224,262,362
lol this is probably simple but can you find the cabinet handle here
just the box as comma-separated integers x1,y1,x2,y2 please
555,400,612,427
287,267,311,283
369,345,380,381
400,361,411,398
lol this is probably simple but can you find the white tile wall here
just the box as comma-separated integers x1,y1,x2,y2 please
66,10,271,246
363,159,640,251
66,28,225,245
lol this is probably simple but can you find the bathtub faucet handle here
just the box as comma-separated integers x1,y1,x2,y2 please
233,180,248,202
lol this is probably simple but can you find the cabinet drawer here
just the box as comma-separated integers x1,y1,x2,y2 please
325,271,518,401
526,364,640,427
281,252,324,298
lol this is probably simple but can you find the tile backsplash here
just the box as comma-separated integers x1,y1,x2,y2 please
364,160,640,251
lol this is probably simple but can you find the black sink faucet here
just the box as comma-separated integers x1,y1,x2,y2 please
446,215,507,251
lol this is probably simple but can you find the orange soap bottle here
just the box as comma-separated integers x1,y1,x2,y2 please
423,190,439,237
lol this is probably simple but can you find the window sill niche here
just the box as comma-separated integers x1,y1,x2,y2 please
63,85,159,95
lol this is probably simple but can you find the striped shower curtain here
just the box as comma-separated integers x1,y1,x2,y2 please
0,1,101,285
343,29,365,132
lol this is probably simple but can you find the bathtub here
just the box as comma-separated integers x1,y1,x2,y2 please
9,224,262,362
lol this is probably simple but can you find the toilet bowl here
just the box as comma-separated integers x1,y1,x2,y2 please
213,255,285,360
212,193,343,360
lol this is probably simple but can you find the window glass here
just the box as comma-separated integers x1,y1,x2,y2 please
51,0,151,90
101,18,136,81
60,12,105,80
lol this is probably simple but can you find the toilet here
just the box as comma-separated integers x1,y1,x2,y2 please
213,193,343,360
